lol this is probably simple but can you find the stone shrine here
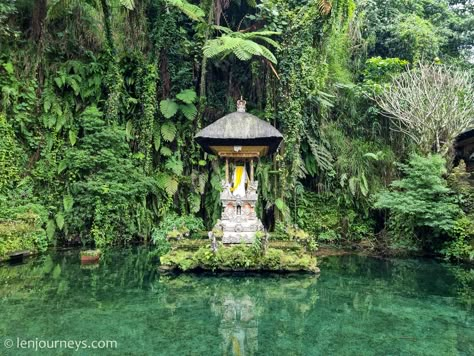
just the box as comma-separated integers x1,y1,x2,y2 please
195,98,283,243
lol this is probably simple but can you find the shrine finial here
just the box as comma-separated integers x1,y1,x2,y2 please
237,97,246,112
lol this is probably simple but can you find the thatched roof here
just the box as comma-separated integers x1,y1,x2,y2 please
195,111,283,155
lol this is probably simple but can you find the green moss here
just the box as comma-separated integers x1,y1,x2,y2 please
0,208,48,261
171,239,210,251
159,244,319,273
80,249,101,257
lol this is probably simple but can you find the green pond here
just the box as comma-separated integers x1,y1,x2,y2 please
0,249,473,355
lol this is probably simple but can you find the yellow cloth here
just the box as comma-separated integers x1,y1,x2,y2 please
230,166,244,192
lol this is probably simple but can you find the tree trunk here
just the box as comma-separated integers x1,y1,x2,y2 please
100,0,115,52
31,0,47,42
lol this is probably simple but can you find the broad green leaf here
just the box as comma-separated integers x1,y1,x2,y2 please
275,198,285,211
54,76,63,89
153,124,161,151
57,160,67,174
166,0,205,22
52,264,61,279
44,115,56,129
349,177,358,196
188,193,201,213
46,219,56,240
160,99,179,118
364,152,379,160
68,78,80,96
44,98,52,113
56,213,65,230
3,62,14,74
120,0,135,10
156,173,179,196
126,120,133,139
176,89,197,104
166,178,179,196
360,173,369,197
63,195,74,212
180,103,197,120
55,115,66,132
69,130,77,146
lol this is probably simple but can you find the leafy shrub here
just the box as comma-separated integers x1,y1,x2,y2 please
374,154,461,250
0,204,49,260
152,213,204,256
442,217,474,261
363,57,409,84
61,106,156,246
295,191,374,244
447,162,474,214
152,213,204,242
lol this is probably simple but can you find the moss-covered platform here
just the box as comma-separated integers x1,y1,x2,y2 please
159,240,319,273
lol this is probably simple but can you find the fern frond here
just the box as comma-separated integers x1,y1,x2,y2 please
161,121,177,142
165,156,184,176
248,35,281,49
204,29,280,64
166,0,205,22
242,31,281,39
306,133,334,172
156,173,179,196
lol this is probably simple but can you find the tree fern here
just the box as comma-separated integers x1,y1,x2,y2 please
203,30,280,64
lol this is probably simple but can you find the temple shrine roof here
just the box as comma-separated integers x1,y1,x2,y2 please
195,99,283,156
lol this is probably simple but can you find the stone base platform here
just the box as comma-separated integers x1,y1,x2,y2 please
159,241,320,274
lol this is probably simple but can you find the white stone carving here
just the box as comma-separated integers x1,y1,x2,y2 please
213,180,264,244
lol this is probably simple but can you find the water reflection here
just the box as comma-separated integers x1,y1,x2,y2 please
0,249,472,355
215,294,258,355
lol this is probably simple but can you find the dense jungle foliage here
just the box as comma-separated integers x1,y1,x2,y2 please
0,0,473,260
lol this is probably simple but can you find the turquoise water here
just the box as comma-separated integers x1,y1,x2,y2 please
0,249,473,355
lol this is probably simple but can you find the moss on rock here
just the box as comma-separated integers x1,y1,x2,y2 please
159,244,319,273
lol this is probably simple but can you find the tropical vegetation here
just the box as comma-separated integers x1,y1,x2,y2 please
0,0,473,261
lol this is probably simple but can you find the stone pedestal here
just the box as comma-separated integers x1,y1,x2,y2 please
213,181,264,244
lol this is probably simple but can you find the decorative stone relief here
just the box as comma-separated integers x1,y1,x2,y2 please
214,180,264,244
